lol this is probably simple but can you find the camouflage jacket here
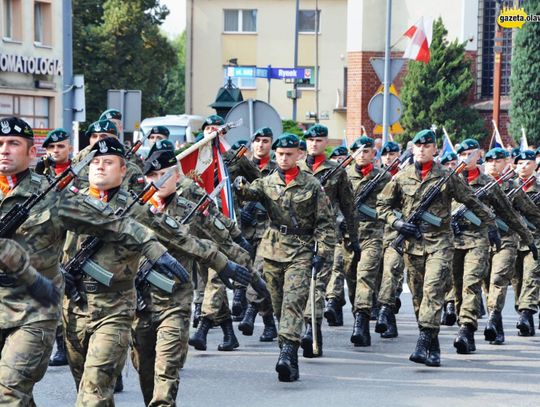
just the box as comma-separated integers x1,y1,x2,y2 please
0,170,166,328
72,145,145,194
348,164,390,240
0,238,39,287
237,169,336,261
452,172,533,250
299,158,359,242
517,178,540,251
376,161,496,256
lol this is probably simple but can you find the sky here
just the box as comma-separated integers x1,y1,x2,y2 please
161,0,187,38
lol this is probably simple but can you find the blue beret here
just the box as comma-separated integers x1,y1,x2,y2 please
485,147,509,161
412,129,436,145
304,124,328,138
456,139,480,154
514,150,536,164
350,136,374,150
99,109,122,121
43,128,69,148
329,146,349,158
90,136,125,157
0,117,33,139
86,120,118,137
440,152,458,165
272,133,300,150
381,141,400,154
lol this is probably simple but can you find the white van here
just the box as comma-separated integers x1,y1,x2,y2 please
134,114,206,158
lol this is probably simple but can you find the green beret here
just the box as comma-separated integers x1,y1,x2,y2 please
272,133,300,150
514,150,536,164
299,140,307,151
329,146,348,158
148,139,175,157
143,150,178,175
85,120,118,138
485,147,509,161
0,117,33,139
232,140,248,150
202,115,225,130
99,109,122,121
511,147,521,158
148,126,170,138
381,141,400,154
253,127,273,140
440,152,458,165
43,128,69,148
350,136,373,150
412,129,436,145
304,124,328,138
456,138,480,154
90,137,125,158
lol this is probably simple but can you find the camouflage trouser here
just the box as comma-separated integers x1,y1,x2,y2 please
486,245,517,313
245,243,273,317
452,246,490,329
351,238,383,315
0,320,56,406
377,245,404,308
405,247,453,331
63,310,131,406
198,265,230,325
325,243,345,303
131,284,193,407
513,249,540,312
263,256,311,344
304,252,334,324
443,270,456,304
193,269,205,306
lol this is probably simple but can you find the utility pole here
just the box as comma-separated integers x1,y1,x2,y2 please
382,0,392,141
62,0,73,135
492,0,503,127
315,0,320,123
292,0,300,121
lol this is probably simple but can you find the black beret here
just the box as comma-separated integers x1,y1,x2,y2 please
143,150,178,175
86,120,118,137
0,117,33,139
149,126,170,138
90,137,125,158
253,127,273,140
148,139,175,157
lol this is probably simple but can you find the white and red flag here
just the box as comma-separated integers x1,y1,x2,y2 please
403,17,433,64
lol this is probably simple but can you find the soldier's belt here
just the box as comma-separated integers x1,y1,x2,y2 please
271,224,314,236
81,280,133,294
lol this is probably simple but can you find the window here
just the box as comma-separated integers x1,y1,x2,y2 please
34,1,52,46
223,68,256,89
224,9,257,33
0,94,50,128
296,66,316,88
3,0,22,41
299,10,321,33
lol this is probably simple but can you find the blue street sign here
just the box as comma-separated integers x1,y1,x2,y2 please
269,67,312,80
226,67,257,78
226,66,312,81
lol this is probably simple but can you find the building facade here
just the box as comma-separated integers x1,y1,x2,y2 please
0,0,63,131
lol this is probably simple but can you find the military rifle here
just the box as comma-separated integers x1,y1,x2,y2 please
318,144,366,186
495,174,537,233
125,128,151,160
179,178,227,225
0,150,97,239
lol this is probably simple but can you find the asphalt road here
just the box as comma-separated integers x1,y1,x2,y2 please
35,288,540,407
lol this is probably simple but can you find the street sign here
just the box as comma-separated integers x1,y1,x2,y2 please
369,58,406,84
107,89,142,138
368,91,403,125
269,67,312,80
225,66,313,80
72,74,86,123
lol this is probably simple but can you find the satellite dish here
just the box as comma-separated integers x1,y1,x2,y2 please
224,99,282,147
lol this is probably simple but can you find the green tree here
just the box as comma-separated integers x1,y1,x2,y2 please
73,0,175,125
157,32,186,115
282,120,304,137
510,0,540,145
399,18,485,145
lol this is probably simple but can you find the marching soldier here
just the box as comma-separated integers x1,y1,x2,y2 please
451,139,535,354
147,125,170,147
376,129,496,367
99,108,123,137
35,128,73,180
234,133,336,382
298,124,359,357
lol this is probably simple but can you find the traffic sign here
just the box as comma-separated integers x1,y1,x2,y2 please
225,66,313,80
369,58,406,84
368,91,403,125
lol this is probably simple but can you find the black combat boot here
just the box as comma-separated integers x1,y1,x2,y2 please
370,296,380,321
454,323,475,354
260,313,278,342
375,304,391,334
425,333,441,367
324,299,340,326
484,310,500,342
351,312,371,347
517,309,534,336
232,288,247,321
409,328,432,364
395,297,402,315
529,312,536,337
188,317,212,350
479,296,486,319
114,374,123,393
381,309,398,339
275,340,299,382
238,303,258,336
192,303,202,328
493,313,505,345
301,322,323,358
335,305,344,326
218,319,240,351
49,326,68,366
441,301,457,326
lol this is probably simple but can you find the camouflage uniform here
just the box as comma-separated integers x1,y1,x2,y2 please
298,158,358,323
377,225,405,309
237,170,336,344
451,171,533,330
0,170,161,406
63,187,225,405
377,162,495,332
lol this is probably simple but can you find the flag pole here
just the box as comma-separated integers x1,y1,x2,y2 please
382,0,393,144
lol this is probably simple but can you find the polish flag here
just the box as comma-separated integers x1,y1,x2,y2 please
403,17,433,64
